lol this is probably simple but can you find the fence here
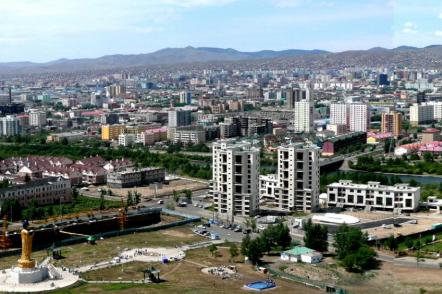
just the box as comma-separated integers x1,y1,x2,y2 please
262,264,347,293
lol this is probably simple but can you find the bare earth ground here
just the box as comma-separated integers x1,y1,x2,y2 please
90,179,208,199
77,247,322,294
269,255,442,294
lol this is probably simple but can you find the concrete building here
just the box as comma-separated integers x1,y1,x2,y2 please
107,167,165,188
275,143,320,212
259,174,278,201
118,133,136,147
293,100,313,133
381,111,402,136
101,124,126,140
0,177,71,206
168,109,192,128
285,88,308,110
326,124,348,135
179,91,192,105
429,102,442,121
171,126,206,145
410,103,434,126
101,113,119,125
0,115,21,136
29,110,47,127
327,180,420,212
348,103,369,132
106,85,126,98
330,103,348,126
212,140,260,222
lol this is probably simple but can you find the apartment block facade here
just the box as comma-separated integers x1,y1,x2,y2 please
212,140,260,222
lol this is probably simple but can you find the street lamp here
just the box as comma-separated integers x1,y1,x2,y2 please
59,197,64,221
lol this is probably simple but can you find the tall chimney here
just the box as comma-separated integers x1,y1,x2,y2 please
8,87,11,104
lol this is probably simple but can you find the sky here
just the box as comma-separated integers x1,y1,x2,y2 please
0,0,442,62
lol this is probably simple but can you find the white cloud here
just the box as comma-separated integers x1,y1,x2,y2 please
439,12,442,19
402,21,417,33
435,31,442,37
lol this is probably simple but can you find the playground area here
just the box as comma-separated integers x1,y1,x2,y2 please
78,246,321,294
202,265,238,279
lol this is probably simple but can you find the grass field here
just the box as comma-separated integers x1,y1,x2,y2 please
63,247,321,294
0,225,205,270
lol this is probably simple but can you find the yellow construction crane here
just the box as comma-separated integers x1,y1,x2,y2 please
0,215,12,250
118,195,127,231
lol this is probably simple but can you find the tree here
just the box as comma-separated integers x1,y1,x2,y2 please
384,235,398,252
172,190,180,203
274,223,292,250
423,152,434,163
134,192,141,205
183,189,192,203
303,219,328,252
247,238,264,265
208,244,218,257
334,225,367,260
126,191,134,207
334,225,377,272
229,243,239,262
241,235,251,257
99,192,105,211
341,245,377,273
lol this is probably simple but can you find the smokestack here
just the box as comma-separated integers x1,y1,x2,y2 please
8,87,11,104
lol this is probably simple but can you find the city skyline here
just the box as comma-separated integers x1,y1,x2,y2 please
1,0,442,62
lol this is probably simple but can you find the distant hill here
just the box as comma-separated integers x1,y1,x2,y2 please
1,45,442,74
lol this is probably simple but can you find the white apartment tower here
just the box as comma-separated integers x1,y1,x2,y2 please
29,110,47,127
348,103,369,132
212,140,260,222
275,143,320,212
330,103,348,125
294,100,314,133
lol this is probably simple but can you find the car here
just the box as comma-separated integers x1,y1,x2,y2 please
242,228,251,234
157,200,164,204
233,226,242,232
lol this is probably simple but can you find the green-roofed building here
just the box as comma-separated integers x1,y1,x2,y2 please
280,246,322,264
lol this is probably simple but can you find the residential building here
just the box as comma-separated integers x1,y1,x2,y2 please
0,115,21,136
421,128,441,143
330,103,348,126
275,143,320,212
171,126,206,144
107,167,165,188
321,132,367,156
101,124,126,140
118,133,136,146
410,103,434,126
212,140,260,222
29,110,47,127
0,177,71,206
168,109,192,128
101,113,119,125
348,103,369,132
259,174,278,201
327,180,420,212
381,111,402,136
294,100,313,133
179,91,192,105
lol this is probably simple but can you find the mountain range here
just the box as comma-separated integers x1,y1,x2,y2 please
1,45,442,74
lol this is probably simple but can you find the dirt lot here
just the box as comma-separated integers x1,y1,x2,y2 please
89,179,208,199
76,247,321,294
270,255,442,294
